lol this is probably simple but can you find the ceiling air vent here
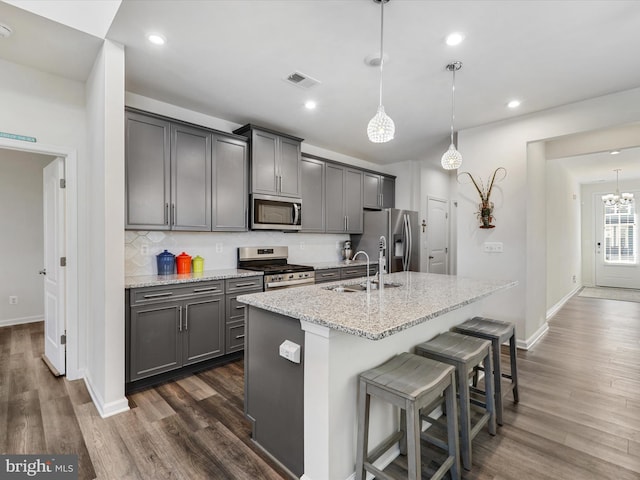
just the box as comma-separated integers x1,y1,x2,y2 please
284,71,321,89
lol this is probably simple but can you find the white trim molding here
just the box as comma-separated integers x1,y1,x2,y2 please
0,315,43,328
517,321,549,350
84,375,130,418
546,285,581,321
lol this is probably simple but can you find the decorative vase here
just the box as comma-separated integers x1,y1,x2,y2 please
479,200,495,229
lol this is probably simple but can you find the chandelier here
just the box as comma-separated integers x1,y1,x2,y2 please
367,0,395,143
602,168,633,206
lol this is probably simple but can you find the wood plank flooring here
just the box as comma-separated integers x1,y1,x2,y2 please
0,293,639,479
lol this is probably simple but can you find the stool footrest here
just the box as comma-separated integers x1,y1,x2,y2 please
432,456,456,480
364,462,396,480
367,430,404,465
420,431,448,451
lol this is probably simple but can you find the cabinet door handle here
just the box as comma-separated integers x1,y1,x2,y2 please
178,305,183,332
235,334,245,340
165,203,169,225
193,287,220,293
234,282,258,288
143,292,173,299
235,305,245,310
346,216,349,231
184,305,188,330
171,204,176,226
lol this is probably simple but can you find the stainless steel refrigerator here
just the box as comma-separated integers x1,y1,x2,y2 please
352,209,420,273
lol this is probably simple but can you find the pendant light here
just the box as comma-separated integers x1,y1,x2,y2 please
367,0,395,143
441,61,463,170
602,168,634,206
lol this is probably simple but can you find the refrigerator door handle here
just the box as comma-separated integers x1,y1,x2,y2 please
406,214,413,270
402,214,409,271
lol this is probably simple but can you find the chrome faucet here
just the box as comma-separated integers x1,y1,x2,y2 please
352,250,371,295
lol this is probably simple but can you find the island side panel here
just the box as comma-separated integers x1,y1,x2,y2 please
244,305,305,477
301,302,479,480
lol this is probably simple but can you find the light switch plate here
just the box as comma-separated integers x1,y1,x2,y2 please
483,242,504,253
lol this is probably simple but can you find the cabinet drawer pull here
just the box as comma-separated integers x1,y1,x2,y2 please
193,287,219,293
143,292,173,299
235,334,245,340
235,305,245,310
321,272,337,277
345,270,360,274
234,282,258,287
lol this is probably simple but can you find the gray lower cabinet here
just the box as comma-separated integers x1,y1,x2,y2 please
364,172,396,210
301,156,325,232
225,276,263,354
128,280,227,382
325,164,363,234
125,111,171,230
315,265,379,284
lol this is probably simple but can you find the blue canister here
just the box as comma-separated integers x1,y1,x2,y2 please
156,250,176,275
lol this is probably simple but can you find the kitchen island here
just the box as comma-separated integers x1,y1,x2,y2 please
238,272,516,480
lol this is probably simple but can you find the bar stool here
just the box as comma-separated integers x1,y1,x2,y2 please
415,332,496,471
452,316,519,426
355,352,461,480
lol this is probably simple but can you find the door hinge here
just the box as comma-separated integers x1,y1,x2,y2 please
445,212,448,219
60,257,67,267
445,247,448,254
60,333,66,345
60,178,66,189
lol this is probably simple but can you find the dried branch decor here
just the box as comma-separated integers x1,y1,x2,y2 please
457,167,507,228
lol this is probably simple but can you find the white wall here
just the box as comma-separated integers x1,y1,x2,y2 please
457,86,640,346
0,150,54,325
84,40,128,417
0,57,87,376
546,156,581,310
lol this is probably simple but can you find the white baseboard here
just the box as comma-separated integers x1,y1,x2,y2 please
83,375,130,418
0,315,43,327
546,285,581,320
516,321,549,350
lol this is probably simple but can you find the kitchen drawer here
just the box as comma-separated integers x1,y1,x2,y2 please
314,268,341,283
226,320,245,354
225,276,263,293
341,265,367,279
130,280,224,306
226,290,261,323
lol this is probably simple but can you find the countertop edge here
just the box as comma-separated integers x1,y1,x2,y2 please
125,269,263,289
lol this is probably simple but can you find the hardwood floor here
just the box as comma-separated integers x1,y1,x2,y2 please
1,293,639,479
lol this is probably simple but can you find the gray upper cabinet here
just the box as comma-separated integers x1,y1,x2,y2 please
301,156,325,232
171,124,212,231
363,172,395,209
125,109,249,232
125,111,171,230
325,164,363,234
233,124,303,198
212,134,248,231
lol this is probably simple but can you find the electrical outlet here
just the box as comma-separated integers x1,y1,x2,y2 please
9,296,17,305
483,242,504,253
300,241,305,250
140,244,149,255
572,275,576,283
215,243,223,253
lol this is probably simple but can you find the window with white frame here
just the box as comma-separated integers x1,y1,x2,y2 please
604,202,636,264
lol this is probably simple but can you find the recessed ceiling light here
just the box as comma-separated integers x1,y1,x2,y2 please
147,33,166,46
507,99,521,109
0,22,13,39
445,32,465,46
304,100,317,110
610,150,620,155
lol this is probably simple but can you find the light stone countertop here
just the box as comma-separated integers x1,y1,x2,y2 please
125,269,262,289
237,272,517,340
311,259,370,270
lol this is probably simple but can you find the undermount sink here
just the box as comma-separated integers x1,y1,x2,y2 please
325,282,402,293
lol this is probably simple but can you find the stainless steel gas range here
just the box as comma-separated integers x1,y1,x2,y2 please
237,246,315,291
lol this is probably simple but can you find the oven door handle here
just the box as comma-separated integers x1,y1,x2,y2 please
265,278,314,289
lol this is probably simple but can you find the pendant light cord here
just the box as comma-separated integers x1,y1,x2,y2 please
378,0,385,107
450,66,456,145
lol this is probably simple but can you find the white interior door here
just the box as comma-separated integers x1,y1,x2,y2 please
594,193,640,288
426,196,449,274
43,158,66,375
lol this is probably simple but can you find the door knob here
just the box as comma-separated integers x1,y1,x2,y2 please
39,269,47,275
428,256,434,260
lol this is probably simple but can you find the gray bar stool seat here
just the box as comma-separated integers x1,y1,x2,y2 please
355,352,461,480
452,316,519,426
415,332,496,471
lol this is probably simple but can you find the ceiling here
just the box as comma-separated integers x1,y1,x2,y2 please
2,0,640,166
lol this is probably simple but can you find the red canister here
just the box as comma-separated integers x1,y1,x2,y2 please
176,252,192,274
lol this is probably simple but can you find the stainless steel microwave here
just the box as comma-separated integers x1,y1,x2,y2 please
251,194,302,231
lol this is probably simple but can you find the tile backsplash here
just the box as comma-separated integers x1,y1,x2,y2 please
125,230,350,276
